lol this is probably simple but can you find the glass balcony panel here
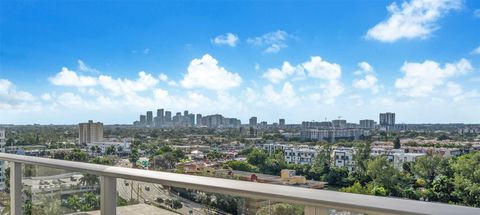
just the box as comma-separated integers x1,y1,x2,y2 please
21,164,100,215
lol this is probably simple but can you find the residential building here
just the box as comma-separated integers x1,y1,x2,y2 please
262,143,286,155
387,151,425,170
359,119,375,129
249,117,257,127
156,109,164,127
0,129,5,191
196,114,202,126
332,147,355,172
139,115,146,126
332,119,347,129
165,111,172,122
379,112,395,131
283,145,319,165
300,128,366,142
79,120,104,144
146,111,153,127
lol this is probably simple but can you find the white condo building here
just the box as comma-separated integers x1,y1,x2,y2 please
284,146,319,165
0,129,6,191
387,151,426,170
332,147,356,172
79,120,104,144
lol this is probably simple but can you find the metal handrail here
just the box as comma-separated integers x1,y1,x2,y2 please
1,153,479,215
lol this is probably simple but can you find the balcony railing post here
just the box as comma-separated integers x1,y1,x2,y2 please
304,206,328,215
100,175,116,215
10,162,22,215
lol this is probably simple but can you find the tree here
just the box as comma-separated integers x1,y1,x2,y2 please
171,199,183,210
412,154,445,184
432,175,455,203
130,147,140,167
79,174,99,187
105,146,116,155
260,158,286,175
324,167,348,187
451,151,480,207
151,153,177,170
393,137,401,149
367,156,401,195
256,203,304,215
90,157,113,165
65,148,88,162
308,148,330,180
340,182,368,194
226,160,256,172
247,149,267,166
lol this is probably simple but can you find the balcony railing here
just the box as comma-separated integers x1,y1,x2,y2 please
1,152,479,215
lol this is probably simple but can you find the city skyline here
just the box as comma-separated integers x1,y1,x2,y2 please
1,0,480,124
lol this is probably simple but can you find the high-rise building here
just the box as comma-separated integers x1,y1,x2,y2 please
146,111,153,126
379,112,395,126
196,114,202,126
279,119,285,127
188,114,195,126
140,115,146,126
184,110,189,116
79,120,104,144
249,117,257,127
156,109,164,126
0,128,6,191
332,119,347,129
165,111,172,122
359,119,375,129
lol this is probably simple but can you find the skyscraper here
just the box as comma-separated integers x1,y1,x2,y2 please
249,117,257,127
156,109,164,127
332,119,347,129
196,114,202,126
165,111,172,122
79,120,104,144
0,128,5,191
146,111,153,126
140,115,146,126
359,119,375,129
279,119,285,127
379,112,395,126
184,110,189,116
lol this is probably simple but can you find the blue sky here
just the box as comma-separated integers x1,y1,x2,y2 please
1,0,480,124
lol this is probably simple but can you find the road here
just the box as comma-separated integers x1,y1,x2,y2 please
117,179,214,215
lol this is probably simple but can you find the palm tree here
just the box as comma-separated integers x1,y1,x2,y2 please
79,174,99,187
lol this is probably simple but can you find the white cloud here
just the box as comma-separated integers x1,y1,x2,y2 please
211,33,239,47
475,9,480,17
0,79,38,111
98,71,159,96
247,30,291,53
395,58,472,97
41,93,52,101
471,46,480,55
180,54,242,90
49,67,98,87
302,56,341,80
77,60,99,73
366,0,462,42
244,87,258,103
263,61,304,83
263,82,299,107
352,62,380,93
445,82,463,96
159,73,169,82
